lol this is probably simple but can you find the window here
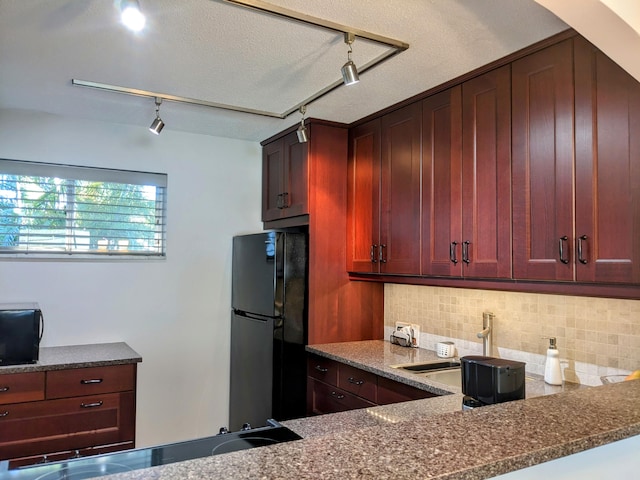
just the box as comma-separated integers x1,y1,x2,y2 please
0,159,167,258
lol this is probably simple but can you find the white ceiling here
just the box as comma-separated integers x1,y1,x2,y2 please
0,0,569,142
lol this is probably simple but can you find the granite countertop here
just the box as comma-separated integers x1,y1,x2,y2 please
0,342,142,373
306,340,583,398
101,380,640,480
97,340,639,480
287,340,582,439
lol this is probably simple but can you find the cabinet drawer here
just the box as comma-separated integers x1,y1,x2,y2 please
307,379,375,415
377,376,436,405
0,391,135,460
46,364,135,399
337,364,377,402
0,372,45,405
307,355,338,385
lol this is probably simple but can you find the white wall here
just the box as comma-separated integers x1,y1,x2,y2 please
0,109,263,447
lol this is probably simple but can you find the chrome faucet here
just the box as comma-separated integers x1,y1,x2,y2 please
477,312,494,356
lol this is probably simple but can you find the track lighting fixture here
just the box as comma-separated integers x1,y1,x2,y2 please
120,0,146,32
296,106,308,143
149,97,165,135
341,33,359,86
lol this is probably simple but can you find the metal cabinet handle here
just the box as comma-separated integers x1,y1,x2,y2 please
577,235,588,264
370,244,378,263
276,193,283,209
80,401,103,409
330,391,345,400
0,386,9,393
80,379,103,385
281,192,290,208
314,365,328,373
379,244,387,263
559,236,569,264
450,241,458,265
462,241,471,264
0,411,8,418
347,377,364,386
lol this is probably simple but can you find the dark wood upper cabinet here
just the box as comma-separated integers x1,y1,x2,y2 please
513,37,640,284
512,39,575,281
262,131,308,223
422,86,463,276
461,66,512,278
341,31,640,297
574,38,640,284
379,103,422,275
422,68,511,279
347,103,421,275
346,119,381,273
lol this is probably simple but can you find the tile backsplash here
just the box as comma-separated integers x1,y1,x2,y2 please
384,284,640,386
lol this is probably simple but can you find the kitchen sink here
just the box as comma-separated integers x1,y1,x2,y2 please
390,360,461,372
390,359,462,388
421,369,461,388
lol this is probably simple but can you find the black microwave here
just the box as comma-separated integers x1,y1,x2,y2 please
0,303,44,366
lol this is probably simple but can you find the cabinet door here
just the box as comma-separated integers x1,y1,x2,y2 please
461,65,512,278
347,119,381,273
282,131,308,218
380,103,422,274
512,40,575,281
574,38,640,284
262,133,309,222
376,376,435,405
262,138,285,222
422,87,463,276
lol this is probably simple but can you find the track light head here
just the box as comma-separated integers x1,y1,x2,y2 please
342,32,359,86
120,0,146,32
341,60,359,86
149,97,164,135
296,124,308,143
296,105,308,143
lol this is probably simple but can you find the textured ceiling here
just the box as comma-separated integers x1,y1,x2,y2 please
0,0,568,141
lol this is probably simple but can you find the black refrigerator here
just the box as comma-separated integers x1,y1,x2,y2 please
229,231,308,431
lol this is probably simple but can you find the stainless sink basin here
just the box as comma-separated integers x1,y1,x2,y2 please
421,369,461,388
390,359,462,388
390,360,461,372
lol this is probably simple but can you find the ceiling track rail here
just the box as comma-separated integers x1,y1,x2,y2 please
72,1,409,121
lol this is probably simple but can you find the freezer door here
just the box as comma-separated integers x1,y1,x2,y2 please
232,232,278,317
232,231,307,325
229,312,274,431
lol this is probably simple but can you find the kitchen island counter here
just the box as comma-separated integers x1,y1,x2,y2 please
99,378,639,480
94,341,640,480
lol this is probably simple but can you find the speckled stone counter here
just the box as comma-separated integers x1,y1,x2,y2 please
83,340,640,480
0,342,142,373
306,340,583,398
99,379,640,480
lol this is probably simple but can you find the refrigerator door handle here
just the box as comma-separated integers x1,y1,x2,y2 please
234,310,278,322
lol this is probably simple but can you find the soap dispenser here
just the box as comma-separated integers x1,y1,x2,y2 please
544,337,563,385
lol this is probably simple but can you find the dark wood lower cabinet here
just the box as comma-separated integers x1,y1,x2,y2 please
306,355,435,415
0,364,137,467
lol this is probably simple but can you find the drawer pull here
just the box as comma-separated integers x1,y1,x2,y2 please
80,378,103,385
80,401,103,409
330,391,345,400
347,377,364,386
0,411,8,417
0,386,9,393
314,366,328,373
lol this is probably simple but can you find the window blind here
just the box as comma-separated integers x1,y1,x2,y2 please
0,159,167,257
